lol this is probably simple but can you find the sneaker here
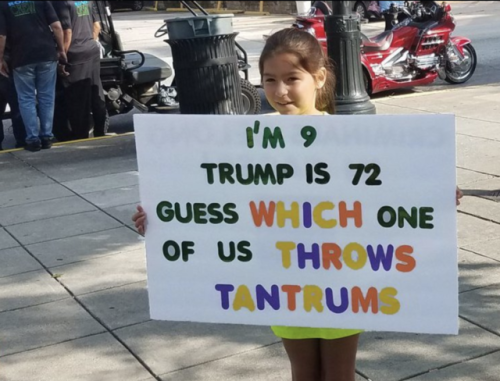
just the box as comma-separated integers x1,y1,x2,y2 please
41,138,53,149
24,142,41,152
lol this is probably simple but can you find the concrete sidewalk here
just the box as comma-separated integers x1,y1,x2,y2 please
1,83,500,381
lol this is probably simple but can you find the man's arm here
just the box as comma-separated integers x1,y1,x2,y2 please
0,7,6,63
63,28,72,52
93,21,101,41
50,21,67,64
0,35,7,77
0,35,6,63
52,1,72,52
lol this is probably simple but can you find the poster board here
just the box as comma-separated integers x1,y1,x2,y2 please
134,114,458,334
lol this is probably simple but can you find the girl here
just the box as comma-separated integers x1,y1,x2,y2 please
132,28,463,381
257,27,361,381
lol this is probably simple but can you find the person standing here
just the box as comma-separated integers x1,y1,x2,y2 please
0,44,26,150
52,0,108,141
379,1,406,31
0,1,67,152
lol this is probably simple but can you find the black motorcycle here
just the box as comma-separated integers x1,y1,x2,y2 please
95,0,261,115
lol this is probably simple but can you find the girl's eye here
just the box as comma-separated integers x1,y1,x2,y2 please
264,78,275,83
288,77,299,82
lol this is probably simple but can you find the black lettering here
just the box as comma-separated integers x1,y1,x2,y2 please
219,163,235,184
237,241,253,262
314,163,330,184
175,202,193,223
378,206,397,228
163,240,181,261
157,201,174,222
193,203,208,224
276,164,294,184
235,164,254,185
208,203,223,224
223,203,239,224
419,207,434,229
254,164,277,185
201,163,217,184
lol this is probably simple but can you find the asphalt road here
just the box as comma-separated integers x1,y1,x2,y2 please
102,1,499,133
2,2,498,145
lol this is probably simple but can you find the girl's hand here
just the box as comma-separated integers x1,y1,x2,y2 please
132,205,147,235
456,187,463,206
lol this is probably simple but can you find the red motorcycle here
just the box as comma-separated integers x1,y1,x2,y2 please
293,1,477,95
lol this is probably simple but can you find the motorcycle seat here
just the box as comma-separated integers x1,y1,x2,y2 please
124,53,173,84
361,31,394,52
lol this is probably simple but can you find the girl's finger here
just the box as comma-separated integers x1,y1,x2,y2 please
137,205,144,213
132,212,145,222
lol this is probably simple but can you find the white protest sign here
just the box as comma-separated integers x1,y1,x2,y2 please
134,114,458,335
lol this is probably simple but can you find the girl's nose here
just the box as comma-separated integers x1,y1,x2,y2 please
275,82,288,97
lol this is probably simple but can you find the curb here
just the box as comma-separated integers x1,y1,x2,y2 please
0,133,135,155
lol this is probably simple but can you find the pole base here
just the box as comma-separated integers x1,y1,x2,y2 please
335,99,376,115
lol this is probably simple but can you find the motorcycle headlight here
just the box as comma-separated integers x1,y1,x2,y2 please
306,27,316,37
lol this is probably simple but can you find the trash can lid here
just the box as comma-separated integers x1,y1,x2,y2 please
165,15,234,39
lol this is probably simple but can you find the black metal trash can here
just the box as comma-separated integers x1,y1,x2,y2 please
166,16,244,114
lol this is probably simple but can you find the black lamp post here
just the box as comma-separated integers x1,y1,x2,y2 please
325,1,375,114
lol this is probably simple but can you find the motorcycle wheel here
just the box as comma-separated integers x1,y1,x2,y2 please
354,1,368,20
132,1,143,11
240,78,261,115
445,44,477,84
363,68,373,96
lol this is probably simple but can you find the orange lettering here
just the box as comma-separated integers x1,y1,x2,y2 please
352,286,378,314
339,201,363,228
249,201,275,227
321,243,342,270
281,285,302,311
395,245,416,272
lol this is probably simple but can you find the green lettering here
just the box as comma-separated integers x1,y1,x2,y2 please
262,127,285,149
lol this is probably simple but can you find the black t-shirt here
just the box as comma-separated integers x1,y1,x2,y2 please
0,1,59,69
52,1,99,65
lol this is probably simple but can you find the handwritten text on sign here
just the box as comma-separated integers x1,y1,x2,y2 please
134,114,458,335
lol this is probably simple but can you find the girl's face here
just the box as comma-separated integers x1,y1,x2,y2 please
262,52,326,115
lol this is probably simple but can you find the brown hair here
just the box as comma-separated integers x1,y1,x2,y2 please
259,28,336,114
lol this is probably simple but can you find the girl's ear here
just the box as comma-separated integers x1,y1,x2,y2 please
315,67,327,89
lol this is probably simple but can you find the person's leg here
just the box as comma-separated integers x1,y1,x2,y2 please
90,82,109,137
6,76,27,147
34,60,57,147
0,76,8,149
64,79,92,140
383,12,394,31
320,334,360,381
52,78,73,142
282,338,322,381
13,63,40,149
